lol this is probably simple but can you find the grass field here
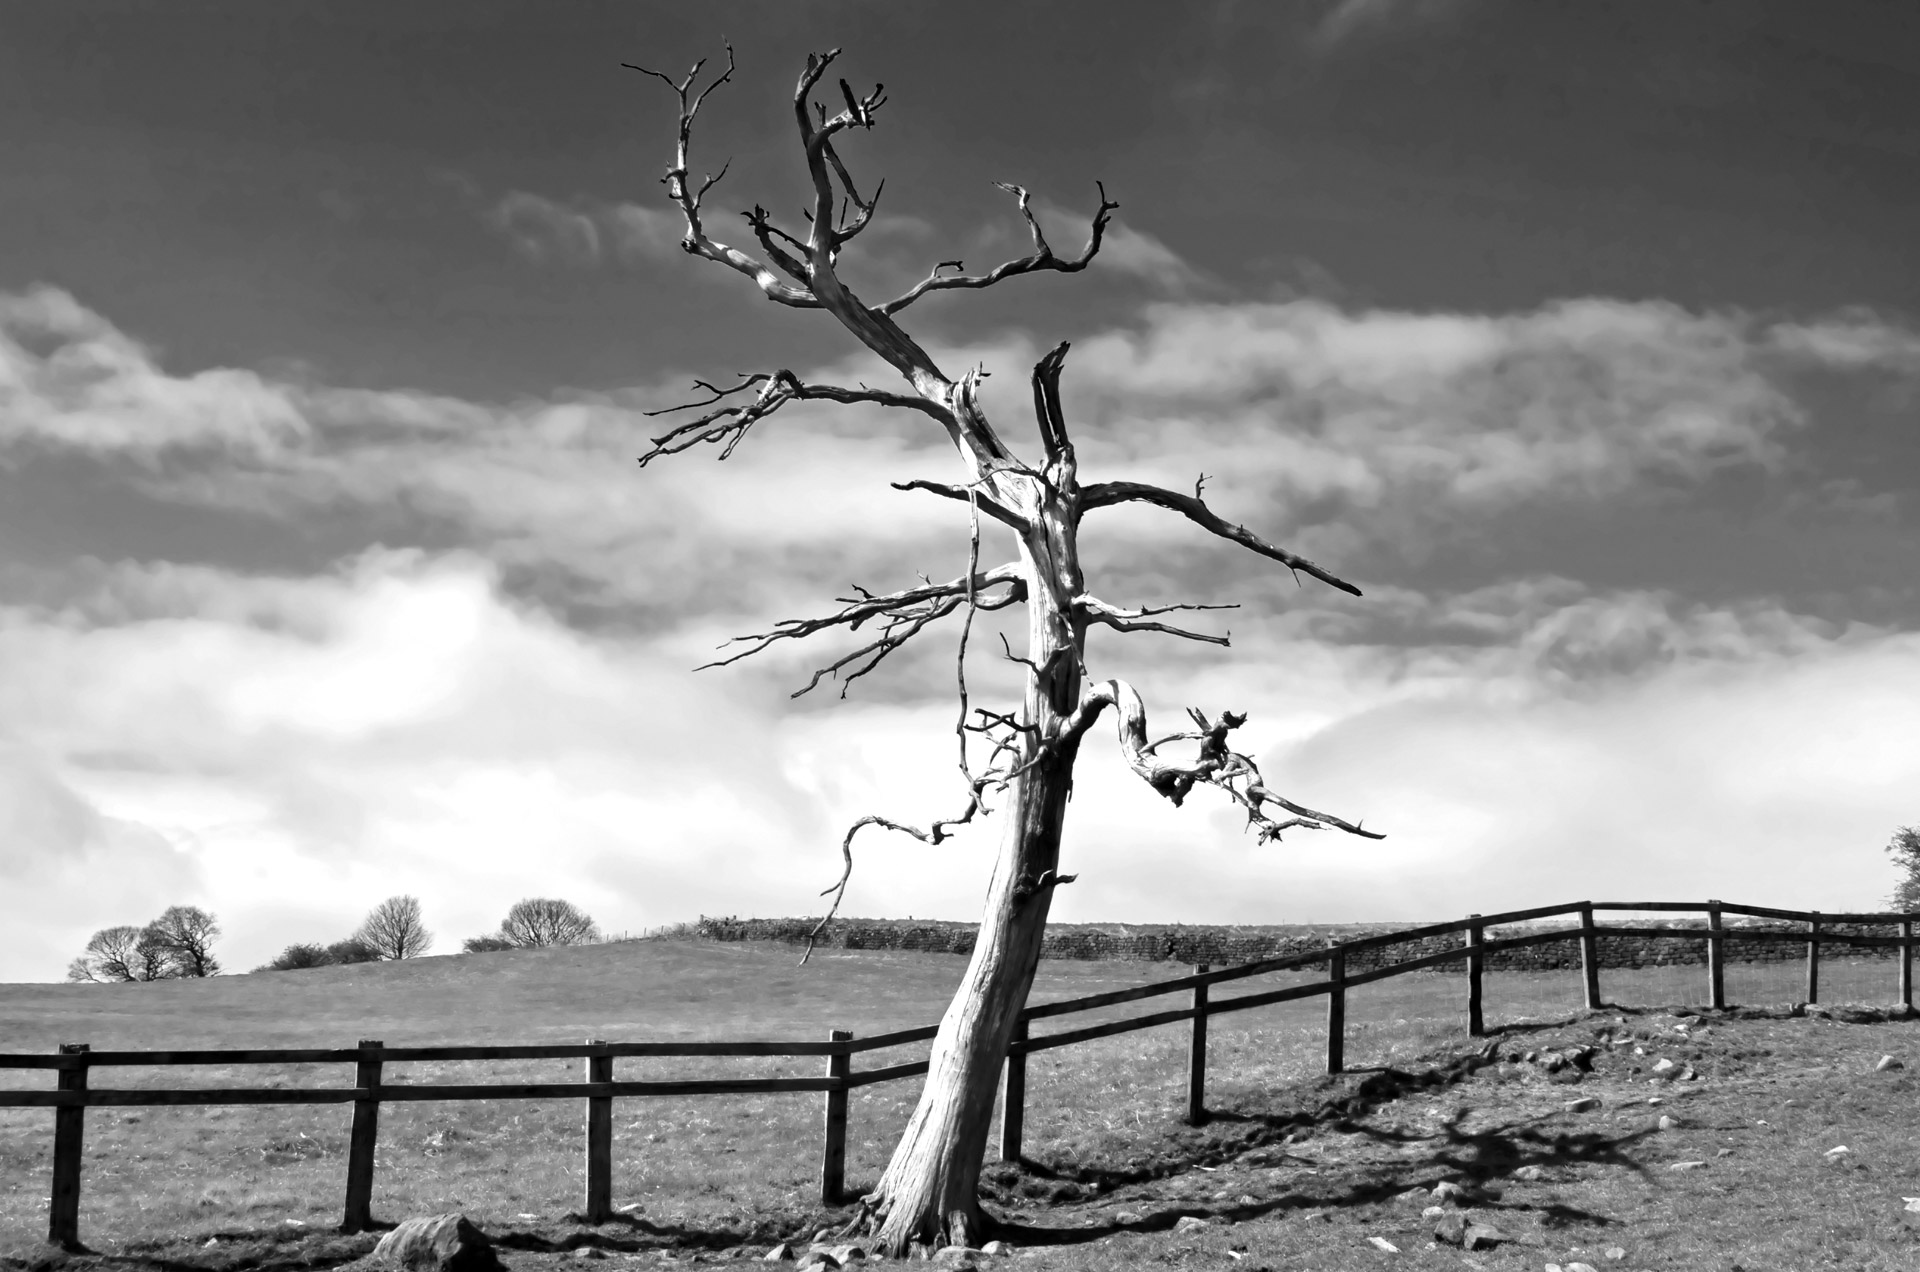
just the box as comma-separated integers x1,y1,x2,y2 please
3,937,1918,1271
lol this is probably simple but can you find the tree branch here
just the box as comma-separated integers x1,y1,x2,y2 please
1057,679,1384,842
1074,594,1237,646
699,565,1027,698
879,182,1120,316
627,46,823,308
1077,480,1363,597
639,370,958,465
890,479,1026,531
1031,341,1074,476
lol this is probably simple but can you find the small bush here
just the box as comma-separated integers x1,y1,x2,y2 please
461,934,516,954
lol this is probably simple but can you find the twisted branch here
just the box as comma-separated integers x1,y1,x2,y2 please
1058,680,1383,843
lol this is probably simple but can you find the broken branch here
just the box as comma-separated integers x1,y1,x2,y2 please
1077,480,1363,597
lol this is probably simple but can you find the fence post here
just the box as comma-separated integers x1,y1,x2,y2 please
341,1039,383,1234
1579,903,1602,1010
1000,1017,1027,1163
583,1039,613,1223
1902,917,1914,1015
820,1029,850,1206
1466,916,1484,1037
1805,913,1821,1005
1326,945,1346,1076
1706,901,1725,1010
1187,966,1209,1125
48,1043,88,1250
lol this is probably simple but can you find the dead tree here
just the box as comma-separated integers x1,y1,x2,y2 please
632,47,1382,1254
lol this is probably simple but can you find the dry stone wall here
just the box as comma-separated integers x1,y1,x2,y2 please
691,915,1906,973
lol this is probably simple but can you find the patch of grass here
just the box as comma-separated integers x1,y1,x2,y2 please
3,941,1917,1271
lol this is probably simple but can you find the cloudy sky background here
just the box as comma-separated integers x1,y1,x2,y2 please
2,0,1917,981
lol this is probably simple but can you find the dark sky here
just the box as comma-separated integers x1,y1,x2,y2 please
5,0,1917,397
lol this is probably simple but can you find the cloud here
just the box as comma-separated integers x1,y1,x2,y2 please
0,286,308,459
481,189,687,266
0,548,845,980
1,287,1915,978
1068,298,1827,532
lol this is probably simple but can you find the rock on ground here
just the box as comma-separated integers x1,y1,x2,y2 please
372,1214,501,1272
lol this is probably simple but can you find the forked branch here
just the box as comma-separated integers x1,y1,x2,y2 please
1079,480,1363,597
701,565,1027,698
1075,594,1237,646
881,183,1121,315
639,370,955,465
626,46,822,308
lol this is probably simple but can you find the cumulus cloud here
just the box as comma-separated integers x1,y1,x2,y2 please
0,286,308,459
481,189,687,266
2,288,1916,977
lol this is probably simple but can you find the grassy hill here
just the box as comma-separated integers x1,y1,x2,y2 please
4,936,1918,1271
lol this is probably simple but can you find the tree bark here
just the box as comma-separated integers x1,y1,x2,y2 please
868,494,1085,1253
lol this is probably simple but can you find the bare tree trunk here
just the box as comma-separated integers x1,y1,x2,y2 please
869,516,1085,1254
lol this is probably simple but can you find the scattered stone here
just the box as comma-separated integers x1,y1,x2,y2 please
1566,1263,1600,1272
1173,1216,1211,1233
979,1242,1011,1258
372,1214,502,1272
1716,1147,1735,1158
1431,1180,1473,1203
1669,1161,1707,1171
1657,1115,1681,1131
1366,1236,1400,1253
574,1249,607,1261
1876,1055,1904,1072
1646,1096,1663,1105
931,1248,979,1265
1111,1211,1143,1226
1604,1248,1627,1261
1462,1223,1510,1251
1902,1198,1920,1229
1432,1213,1468,1246
1825,1145,1852,1158
1396,1187,1431,1205
1652,1058,1677,1075
1564,1097,1600,1113
827,1246,866,1264
764,1247,795,1264
1511,1165,1547,1182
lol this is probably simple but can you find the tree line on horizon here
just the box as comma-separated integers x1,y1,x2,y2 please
65,896,602,982
60,834,1920,983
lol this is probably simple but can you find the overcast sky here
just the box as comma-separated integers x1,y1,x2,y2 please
3,0,1917,982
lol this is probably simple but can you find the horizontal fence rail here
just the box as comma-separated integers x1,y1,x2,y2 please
6,898,1915,1250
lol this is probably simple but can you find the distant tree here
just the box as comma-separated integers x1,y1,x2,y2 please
66,925,175,983
498,898,599,948
1888,825,1920,912
258,942,333,972
324,937,381,965
355,894,433,960
461,934,517,954
145,906,221,977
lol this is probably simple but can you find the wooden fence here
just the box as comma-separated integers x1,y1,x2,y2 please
6,898,1915,1249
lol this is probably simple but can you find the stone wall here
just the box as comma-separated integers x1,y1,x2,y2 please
691,915,1906,973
